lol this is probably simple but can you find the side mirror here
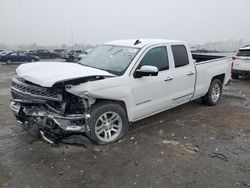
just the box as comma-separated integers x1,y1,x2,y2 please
135,65,159,78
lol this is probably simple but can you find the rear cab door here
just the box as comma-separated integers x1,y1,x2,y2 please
170,44,196,105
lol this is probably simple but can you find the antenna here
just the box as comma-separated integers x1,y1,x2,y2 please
134,39,141,45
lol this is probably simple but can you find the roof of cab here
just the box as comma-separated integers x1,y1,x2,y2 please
105,39,184,48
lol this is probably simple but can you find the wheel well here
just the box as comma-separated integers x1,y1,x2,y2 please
212,74,225,85
94,99,128,117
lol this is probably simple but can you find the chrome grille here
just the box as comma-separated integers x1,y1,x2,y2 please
11,77,62,102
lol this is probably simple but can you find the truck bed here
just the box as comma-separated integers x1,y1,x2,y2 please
192,54,232,100
192,53,226,63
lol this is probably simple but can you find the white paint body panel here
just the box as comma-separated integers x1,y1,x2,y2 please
15,39,232,122
194,58,232,98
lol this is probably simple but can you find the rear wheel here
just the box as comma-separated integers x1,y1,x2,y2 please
232,73,239,79
87,102,129,144
68,56,74,62
6,59,12,64
30,59,35,62
201,79,222,106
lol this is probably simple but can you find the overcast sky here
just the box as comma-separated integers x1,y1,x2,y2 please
0,0,249,46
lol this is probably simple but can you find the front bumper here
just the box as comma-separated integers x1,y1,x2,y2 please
10,101,90,134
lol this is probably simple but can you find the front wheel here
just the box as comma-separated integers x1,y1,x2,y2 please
232,73,239,79
201,79,222,106
87,102,129,144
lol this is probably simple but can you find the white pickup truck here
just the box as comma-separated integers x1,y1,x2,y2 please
10,39,232,145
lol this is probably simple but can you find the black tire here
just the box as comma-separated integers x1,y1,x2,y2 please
6,59,12,64
87,101,129,144
68,56,74,62
201,79,222,106
232,73,239,79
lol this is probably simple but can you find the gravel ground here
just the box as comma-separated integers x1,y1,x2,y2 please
0,62,250,188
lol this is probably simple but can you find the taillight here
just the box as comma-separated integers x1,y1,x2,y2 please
232,56,237,60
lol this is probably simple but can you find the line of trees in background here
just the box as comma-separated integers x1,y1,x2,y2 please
0,43,95,50
191,39,248,52
0,39,249,51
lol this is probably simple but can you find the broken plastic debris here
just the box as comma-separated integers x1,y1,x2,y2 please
93,147,101,152
61,135,93,149
209,152,228,162
184,143,199,153
158,129,163,136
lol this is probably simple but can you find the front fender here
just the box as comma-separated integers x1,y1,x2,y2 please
66,76,133,121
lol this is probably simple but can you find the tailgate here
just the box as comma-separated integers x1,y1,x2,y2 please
233,57,250,71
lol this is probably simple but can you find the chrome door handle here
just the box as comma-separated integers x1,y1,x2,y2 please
164,77,173,81
187,72,195,76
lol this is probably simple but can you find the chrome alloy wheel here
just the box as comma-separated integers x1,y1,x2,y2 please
211,83,221,103
94,111,122,142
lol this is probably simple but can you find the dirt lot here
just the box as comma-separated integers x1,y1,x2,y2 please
0,62,250,188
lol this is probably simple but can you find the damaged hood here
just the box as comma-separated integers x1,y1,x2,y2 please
16,62,114,87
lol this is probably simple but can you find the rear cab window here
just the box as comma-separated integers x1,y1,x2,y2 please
171,45,189,68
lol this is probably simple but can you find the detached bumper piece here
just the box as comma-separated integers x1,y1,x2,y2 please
10,101,93,149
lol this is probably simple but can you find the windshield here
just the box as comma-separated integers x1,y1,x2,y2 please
79,45,139,75
236,49,250,57
0,51,12,55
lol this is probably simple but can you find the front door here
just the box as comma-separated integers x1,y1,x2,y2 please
131,46,173,120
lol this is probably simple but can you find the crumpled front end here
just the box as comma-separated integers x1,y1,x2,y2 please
10,76,91,144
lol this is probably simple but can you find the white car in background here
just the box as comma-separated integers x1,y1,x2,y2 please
65,49,88,62
232,45,250,79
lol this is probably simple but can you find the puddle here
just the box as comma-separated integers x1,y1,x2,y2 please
231,101,250,109
0,72,15,82
0,126,15,137
0,88,10,96
162,140,179,145
162,139,199,153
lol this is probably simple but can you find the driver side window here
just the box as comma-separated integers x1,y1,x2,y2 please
138,46,169,71
10,53,18,56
